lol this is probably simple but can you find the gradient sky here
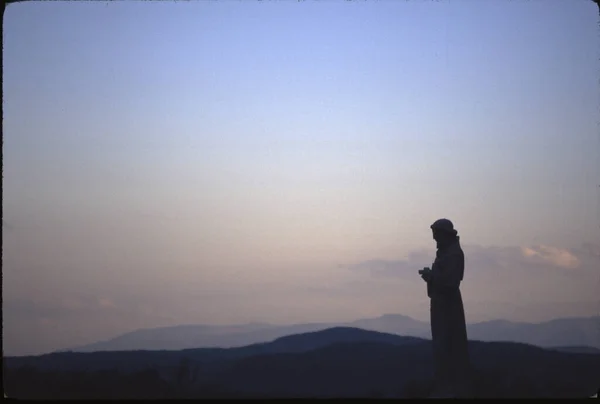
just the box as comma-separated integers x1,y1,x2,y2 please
3,0,599,356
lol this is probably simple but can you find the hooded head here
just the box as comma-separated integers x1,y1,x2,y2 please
430,218,459,247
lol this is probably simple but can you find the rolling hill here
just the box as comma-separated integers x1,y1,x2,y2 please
64,314,600,353
5,327,600,399
4,327,427,374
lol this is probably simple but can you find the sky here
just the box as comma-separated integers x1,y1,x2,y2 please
3,0,600,356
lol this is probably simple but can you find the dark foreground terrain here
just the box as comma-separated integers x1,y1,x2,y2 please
4,327,600,399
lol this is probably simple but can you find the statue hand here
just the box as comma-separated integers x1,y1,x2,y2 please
419,267,432,281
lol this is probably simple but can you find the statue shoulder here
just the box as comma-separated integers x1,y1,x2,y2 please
448,242,465,260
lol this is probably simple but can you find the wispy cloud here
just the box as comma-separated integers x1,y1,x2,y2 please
346,243,598,278
97,297,117,309
343,243,600,308
342,249,432,280
520,245,581,269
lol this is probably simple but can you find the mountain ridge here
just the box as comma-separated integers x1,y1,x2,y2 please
62,314,600,354
7,326,599,399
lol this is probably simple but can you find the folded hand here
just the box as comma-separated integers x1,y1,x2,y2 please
419,267,432,282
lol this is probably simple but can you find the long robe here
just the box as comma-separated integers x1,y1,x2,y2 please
426,237,472,397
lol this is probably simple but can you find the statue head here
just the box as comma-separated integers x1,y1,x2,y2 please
430,218,458,242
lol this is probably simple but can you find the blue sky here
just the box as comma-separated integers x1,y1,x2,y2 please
3,0,599,356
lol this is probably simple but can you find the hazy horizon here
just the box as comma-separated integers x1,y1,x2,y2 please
3,0,600,356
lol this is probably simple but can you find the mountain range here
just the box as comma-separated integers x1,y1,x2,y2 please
5,326,600,399
65,314,600,353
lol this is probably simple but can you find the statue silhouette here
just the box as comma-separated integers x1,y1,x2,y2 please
419,219,473,398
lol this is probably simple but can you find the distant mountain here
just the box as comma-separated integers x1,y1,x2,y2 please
466,317,600,349
234,327,425,355
68,322,336,352
64,315,600,353
5,327,427,374
6,327,600,399
345,314,429,336
68,322,282,352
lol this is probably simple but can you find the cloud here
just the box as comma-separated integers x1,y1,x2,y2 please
343,242,600,307
97,297,117,309
347,243,597,278
345,259,415,278
520,245,580,269
343,249,433,280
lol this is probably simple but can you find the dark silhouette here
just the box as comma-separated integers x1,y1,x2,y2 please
5,330,600,399
419,218,472,398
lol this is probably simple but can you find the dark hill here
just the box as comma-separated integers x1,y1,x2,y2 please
4,327,600,399
66,315,600,353
549,346,600,354
3,327,426,374
208,340,600,398
230,326,425,355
